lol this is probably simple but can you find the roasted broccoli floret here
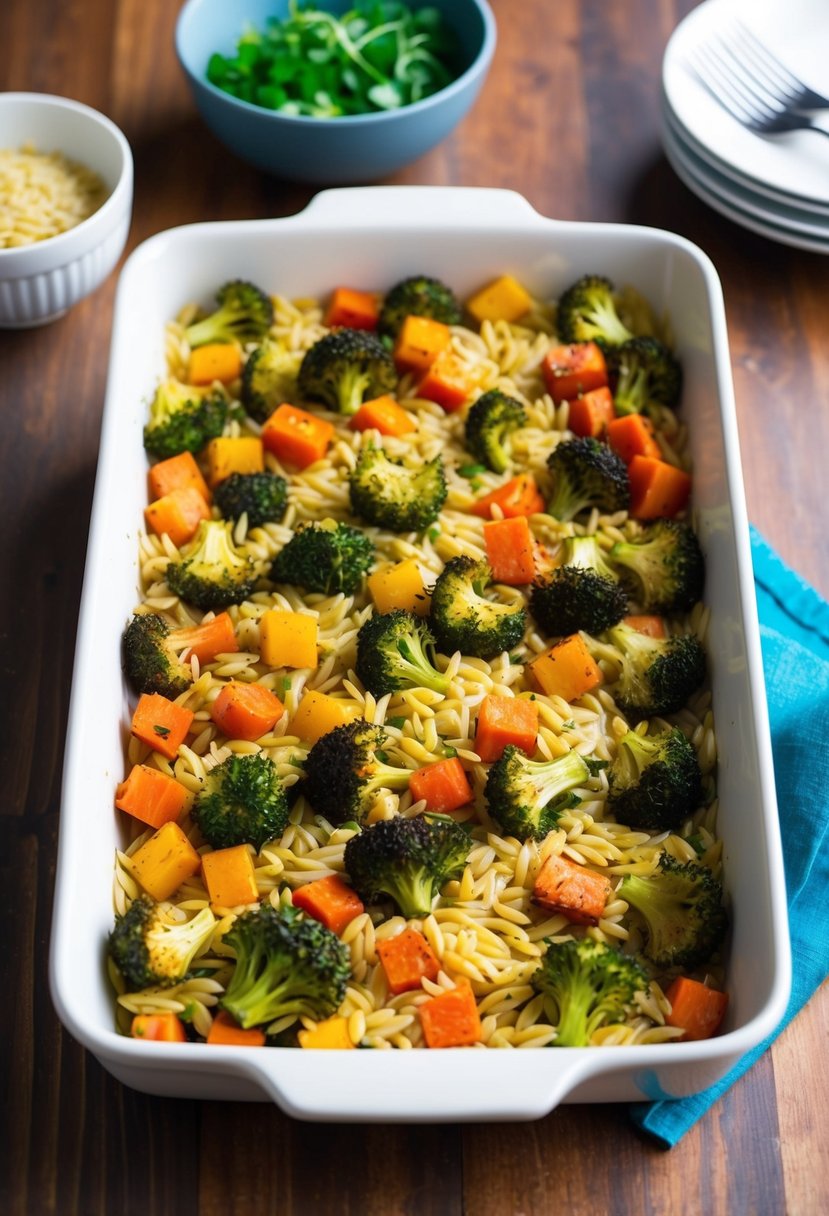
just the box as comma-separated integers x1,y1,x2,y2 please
556,274,634,350
610,336,683,415
349,446,447,532
122,612,194,699
356,609,449,697
108,895,216,992
484,744,591,840
184,280,273,349
429,555,526,659
546,437,630,521
271,519,373,595
463,389,527,474
609,519,705,614
618,853,728,970
142,379,229,460
531,938,649,1047
241,338,298,422
343,813,469,917
606,621,706,718
608,726,703,832
193,752,289,851
220,902,350,1028
166,519,257,610
529,534,628,637
297,328,396,415
377,274,463,340
213,471,288,529
303,718,412,825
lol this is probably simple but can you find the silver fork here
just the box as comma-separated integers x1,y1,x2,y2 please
688,32,829,140
726,19,829,112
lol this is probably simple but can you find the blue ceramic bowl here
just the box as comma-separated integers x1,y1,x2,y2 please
175,0,496,183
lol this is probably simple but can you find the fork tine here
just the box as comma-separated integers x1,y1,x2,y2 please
700,37,786,118
689,43,778,127
731,18,829,109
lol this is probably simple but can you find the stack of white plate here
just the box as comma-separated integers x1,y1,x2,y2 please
661,0,829,253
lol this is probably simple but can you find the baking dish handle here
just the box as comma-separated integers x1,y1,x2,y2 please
301,185,550,229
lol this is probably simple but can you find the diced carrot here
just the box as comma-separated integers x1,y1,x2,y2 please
377,927,440,994
409,757,472,813
623,614,666,639
528,634,603,702
466,274,533,324
130,821,202,902
532,852,612,925
483,515,536,585
206,1009,266,1047
324,286,380,331
470,473,545,520
415,349,473,412
115,764,189,829
290,691,361,745
292,874,365,935
628,455,692,519
144,485,211,549
188,343,242,386
567,385,615,438
205,436,265,487
259,609,318,669
210,680,284,741
131,1013,187,1042
606,414,663,463
665,976,729,1041
262,403,335,470
350,395,417,437
542,342,609,403
130,692,195,760
297,1016,354,1049
173,612,239,665
201,845,259,908
148,450,211,505
367,558,429,616
420,980,482,1048
474,694,538,763
393,315,451,374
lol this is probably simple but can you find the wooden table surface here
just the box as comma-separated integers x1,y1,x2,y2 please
2,1,828,1212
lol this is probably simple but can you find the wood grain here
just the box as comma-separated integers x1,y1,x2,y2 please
2,1,828,1213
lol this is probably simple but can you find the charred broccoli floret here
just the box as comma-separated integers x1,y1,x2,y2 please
429,555,526,658
529,535,628,637
610,336,683,415
241,338,298,422
142,379,229,460
185,280,273,349
220,902,350,1028
463,389,527,474
377,274,463,340
297,328,396,415
619,853,728,970
108,895,216,991
546,437,630,521
608,726,703,832
303,718,412,825
349,446,447,532
484,744,591,840
556,274,634,350
609,519,705,614
356,609,449,697
532,938,649,1047
122,612,194,699
213,471,288,528
343,813,469,917
271,519,373,595
605,621,706,718
166,519,257,610
193,752,289,851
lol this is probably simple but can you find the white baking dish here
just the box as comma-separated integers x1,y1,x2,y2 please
49,186,790,1122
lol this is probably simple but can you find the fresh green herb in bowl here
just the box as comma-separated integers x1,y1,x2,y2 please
206,1,460,117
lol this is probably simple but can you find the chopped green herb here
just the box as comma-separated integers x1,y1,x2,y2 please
561,718,576,730
375,749,389,764
509,653,524,665
153,724,171,738
459,463,487,478
686,833,706,856
443,745,458,759
428,526,441,542
387,716,407,730
281,676,292,693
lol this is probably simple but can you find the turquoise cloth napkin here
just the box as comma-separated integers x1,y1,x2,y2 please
629,527,829,1147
